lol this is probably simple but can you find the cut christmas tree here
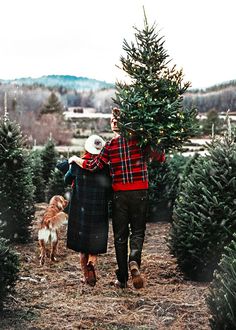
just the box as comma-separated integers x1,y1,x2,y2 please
113,9,197,151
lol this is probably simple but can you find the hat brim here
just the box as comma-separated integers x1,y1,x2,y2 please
84,144,103,154
84,135,105,155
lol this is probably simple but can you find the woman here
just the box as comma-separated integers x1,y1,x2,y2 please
64,135,111,286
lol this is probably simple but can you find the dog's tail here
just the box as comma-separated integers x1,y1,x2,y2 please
38,228,51,243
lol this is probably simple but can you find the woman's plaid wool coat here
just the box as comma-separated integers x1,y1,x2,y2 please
65,161,111,254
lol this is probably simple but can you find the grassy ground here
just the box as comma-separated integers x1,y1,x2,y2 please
0,203,211,329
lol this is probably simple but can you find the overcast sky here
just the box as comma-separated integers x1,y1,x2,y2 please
1,0,235,89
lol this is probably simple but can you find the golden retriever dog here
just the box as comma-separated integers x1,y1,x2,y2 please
38,195,68,266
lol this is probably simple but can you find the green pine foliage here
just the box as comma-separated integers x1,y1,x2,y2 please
179,153,200,181
29,149,46,203
40,92,64,116
201,109,224,136
207,234,236,329
40,138,59,201
0,117,35,243
163,154,190,209
169,125,236,281
46,168,69,201
177,153,201,193
148,159,170,221
113,11,197,150
0,234,19,311
148,154,189,221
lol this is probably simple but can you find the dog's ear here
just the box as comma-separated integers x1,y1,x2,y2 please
57,200,63,210
58,196,68,210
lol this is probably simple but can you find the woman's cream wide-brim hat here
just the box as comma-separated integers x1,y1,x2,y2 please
84,135,105,155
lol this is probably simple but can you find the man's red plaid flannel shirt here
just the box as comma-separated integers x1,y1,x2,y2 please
82,135,165,191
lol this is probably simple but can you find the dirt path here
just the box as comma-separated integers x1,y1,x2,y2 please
0,204,210,329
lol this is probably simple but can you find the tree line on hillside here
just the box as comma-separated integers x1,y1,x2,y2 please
183,85,236,113
0,83,115,114
0,84,235,147
1,78,236,119
190,79,236,93
0,85,116,145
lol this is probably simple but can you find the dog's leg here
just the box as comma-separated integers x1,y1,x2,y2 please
50,230,58,262
39,239,46,266
38,228,51,266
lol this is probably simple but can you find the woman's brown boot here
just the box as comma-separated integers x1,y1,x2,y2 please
86,255,97,286
80,253,89,283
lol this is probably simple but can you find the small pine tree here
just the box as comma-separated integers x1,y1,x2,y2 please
40,92,64,116
148,154,189,222
179,153,200,184
46,168,68,201
40,137,59,201
169,120,236,281
0,116,35,242
202,109,224,136
0,234,19,310
207,234,236,329
29,149,45,203
148,159,170,221
164,154,190,208
113,10,197,150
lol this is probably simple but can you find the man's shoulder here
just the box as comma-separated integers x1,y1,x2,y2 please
106,135,121,145
109,135,140,145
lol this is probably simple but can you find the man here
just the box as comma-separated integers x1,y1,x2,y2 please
69,108,165,289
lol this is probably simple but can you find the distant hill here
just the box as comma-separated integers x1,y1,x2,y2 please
0,75,114,91
1,75,236,114
184,80,236,113
189,79,236,94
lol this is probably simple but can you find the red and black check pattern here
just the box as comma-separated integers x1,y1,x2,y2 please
83,136,153,191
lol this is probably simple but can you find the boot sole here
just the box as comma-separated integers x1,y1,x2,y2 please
131,269,144,289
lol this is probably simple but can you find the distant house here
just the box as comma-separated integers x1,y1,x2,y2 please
65,106,96,116
63,107,111,136
197,111,236,122
68,107,84,113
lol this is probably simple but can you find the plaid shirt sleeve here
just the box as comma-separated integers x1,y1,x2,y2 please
82,143,110,171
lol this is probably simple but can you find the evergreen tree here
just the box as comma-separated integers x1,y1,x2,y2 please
113,10,197,150
147,158,170,221
163,154,190,209
46,168,69,201
40,92,64,116
0,116,35,242
201,108,224,136
29,149,45,203
179,153,200,183
169,121,236,281
206,234,236,329
40,137,59,194
0,233,19,310
148,154,189,222
177,153,201,193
